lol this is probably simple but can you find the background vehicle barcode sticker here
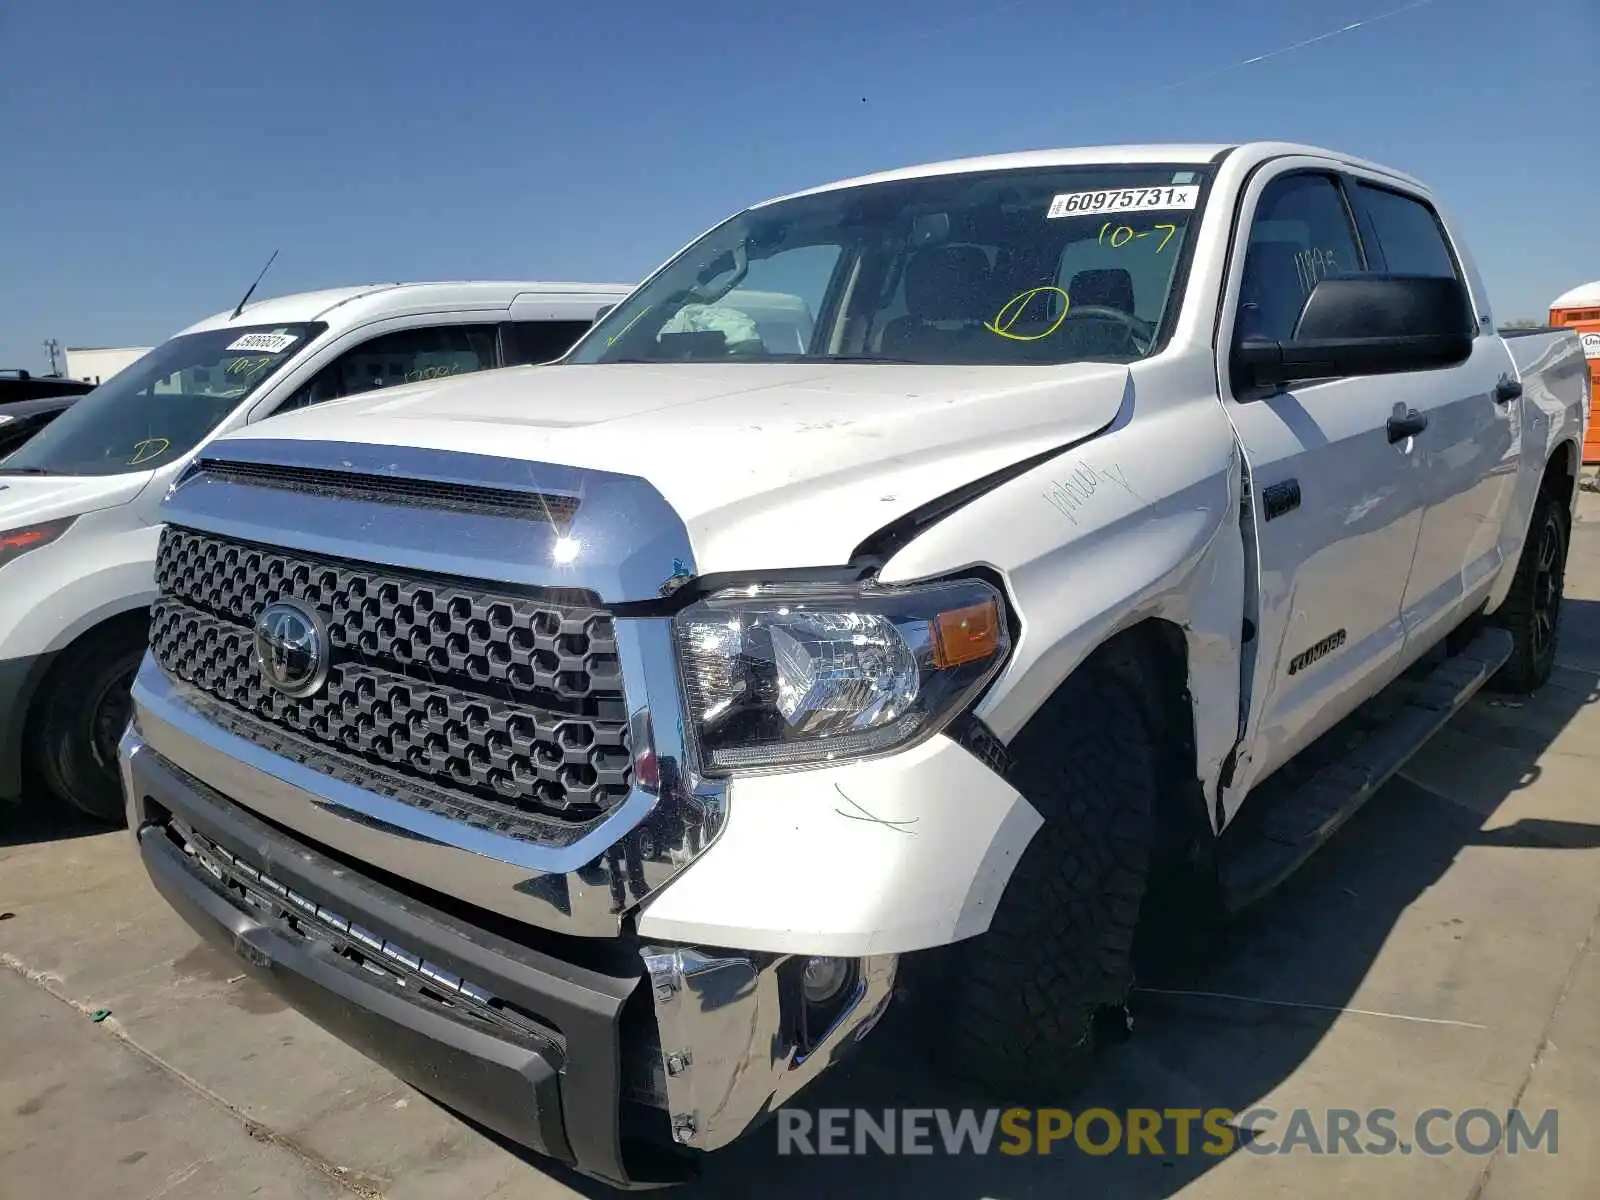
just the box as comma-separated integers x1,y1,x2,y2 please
1047,186,1200,218
225,332,299,354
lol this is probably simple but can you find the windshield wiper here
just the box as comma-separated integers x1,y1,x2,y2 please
753,354,921,364
601,353,921,365
0,466,56,475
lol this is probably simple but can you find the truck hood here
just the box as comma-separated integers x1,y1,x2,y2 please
227,362,1133,573
0,471,151,529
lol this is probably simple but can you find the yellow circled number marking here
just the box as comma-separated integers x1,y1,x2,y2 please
986,286,1070,342
129,437,170,465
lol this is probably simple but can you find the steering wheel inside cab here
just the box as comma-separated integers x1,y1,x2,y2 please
1058,305,1156,356
989,267,1155,358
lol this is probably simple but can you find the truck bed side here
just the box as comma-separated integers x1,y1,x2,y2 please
1485,328,1588,615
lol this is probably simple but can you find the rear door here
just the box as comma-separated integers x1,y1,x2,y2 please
1219,163,1428,799
1345,177,1519,652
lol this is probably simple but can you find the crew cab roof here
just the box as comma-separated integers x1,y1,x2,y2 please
178,280,635,337
760,141,1429,206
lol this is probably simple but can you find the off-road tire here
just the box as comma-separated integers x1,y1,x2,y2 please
30,625,145,824
1492,490,1568,694
938,643,1157,1100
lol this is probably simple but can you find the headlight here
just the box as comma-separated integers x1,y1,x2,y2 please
0,515,76,570
673,578,1010,772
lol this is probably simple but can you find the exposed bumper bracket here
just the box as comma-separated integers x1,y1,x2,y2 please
641,945,896,1151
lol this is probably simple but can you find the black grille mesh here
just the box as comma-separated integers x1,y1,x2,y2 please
151,527,633,839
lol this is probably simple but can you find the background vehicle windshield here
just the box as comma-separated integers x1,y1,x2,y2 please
570,165,1211,367
0,323,324,476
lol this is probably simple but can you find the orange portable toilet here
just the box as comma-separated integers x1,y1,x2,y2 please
1549,281,1600,464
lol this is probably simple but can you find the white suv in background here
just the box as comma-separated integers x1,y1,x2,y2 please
0,280,630,821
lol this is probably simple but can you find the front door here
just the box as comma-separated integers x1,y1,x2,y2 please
1220,166,1427,804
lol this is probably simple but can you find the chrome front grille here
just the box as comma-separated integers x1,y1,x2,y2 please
150,526,633,841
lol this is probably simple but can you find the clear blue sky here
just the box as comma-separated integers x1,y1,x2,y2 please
2,0,1593,372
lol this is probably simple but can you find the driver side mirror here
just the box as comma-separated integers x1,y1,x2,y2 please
1233,274,1474,391
591,304,614,322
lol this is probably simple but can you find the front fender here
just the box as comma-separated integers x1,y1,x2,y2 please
877,370,1245,819
0,521,159,661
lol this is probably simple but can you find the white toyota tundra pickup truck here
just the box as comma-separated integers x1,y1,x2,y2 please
118,142,1589,1187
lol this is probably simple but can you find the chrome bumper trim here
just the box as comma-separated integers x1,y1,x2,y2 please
641,945,896,1150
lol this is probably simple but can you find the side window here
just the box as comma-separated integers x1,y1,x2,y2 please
277,324,498,413
1236,173,1363,343
657,244,839,356
1351,183,1460,279
500,319,594,367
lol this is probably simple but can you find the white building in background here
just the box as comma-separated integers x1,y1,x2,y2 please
65,346,152,385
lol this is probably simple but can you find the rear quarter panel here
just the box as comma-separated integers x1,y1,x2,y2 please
1484,330,1588,614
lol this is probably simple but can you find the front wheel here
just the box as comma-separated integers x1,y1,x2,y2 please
1492,491,1569,694
31,625,146,824
935,645,1156,1099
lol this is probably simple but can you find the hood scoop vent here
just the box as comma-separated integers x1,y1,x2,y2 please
193,458,582,528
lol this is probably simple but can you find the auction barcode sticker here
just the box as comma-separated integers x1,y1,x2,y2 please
226,332,300,354
1047,185,1200,218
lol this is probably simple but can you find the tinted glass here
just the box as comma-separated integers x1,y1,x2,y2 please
1237,174,1362,342
277,324,499,412
501,320,595,366
570,165,1213,366
1,323,322,476
1353,184,1459,278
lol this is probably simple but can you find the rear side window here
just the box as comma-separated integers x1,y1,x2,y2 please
1352,184,1459,279
500,320,594,367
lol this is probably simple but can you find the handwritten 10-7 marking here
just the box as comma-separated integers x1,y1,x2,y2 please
1098,222,1179,252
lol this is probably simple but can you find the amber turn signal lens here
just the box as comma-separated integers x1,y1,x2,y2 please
930,600,1001,668
0,515,76,568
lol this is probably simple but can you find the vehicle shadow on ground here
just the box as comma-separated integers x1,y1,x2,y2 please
0,788,113,848
536,603,1600,1199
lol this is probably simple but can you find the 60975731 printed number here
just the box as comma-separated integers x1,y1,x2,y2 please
1048,186,1199,217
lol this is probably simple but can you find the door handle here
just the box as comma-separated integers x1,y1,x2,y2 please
1387,409,1428,443
1494,377,1523,404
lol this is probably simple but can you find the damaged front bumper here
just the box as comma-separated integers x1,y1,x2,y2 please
641,945,895,1151
121,727,896,1184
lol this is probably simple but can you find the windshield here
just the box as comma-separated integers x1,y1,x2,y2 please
0,323,324,476
570,165,1212,367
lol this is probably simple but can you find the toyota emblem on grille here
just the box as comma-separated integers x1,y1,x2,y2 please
253,601,330,698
